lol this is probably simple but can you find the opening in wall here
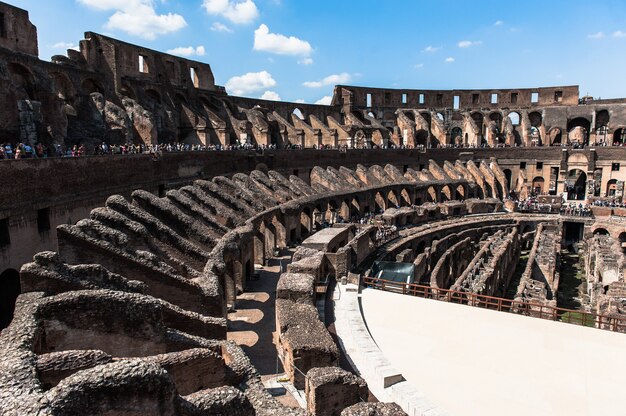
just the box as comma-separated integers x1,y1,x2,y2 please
366,93,372,107
491,93,498,104
472,94,480,104
419,93,425,104
37,208,50,234
0,219,9,248
0,13,6,38
453,95,460,110
531,92,539,103
190,67,199,88
511,92,518,104
555,91,563,102
402,93,407,104
138,55,149,73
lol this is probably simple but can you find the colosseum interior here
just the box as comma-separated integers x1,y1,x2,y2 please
1,2,626,416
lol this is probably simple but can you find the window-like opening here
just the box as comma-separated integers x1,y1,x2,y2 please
612,163,621,171
384,92,391,103
536,162,543,170
508,112,520,126
511,92,518,104
472,94,479,104
520,161,527,169
453,95,460,110
37,208,50,234
554,91,563,102
491,93,498,104
402,93,407,104
158,185,166,198
138,55,149,73
0,219,9,248
0,13,6,38
531,92,539,103
190,67,199,88
419,93,425,104
366,93,372,107
436,94,443,106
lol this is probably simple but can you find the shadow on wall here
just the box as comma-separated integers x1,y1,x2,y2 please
0,269,21,330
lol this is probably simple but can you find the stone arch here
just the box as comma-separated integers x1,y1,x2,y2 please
456,184,465,200
528,111,543,127
313,205,324,230
0,269,21,330
326,200,339,223
593,228,609,236
426,186,437,203
508,111,521,126
351,196,361,218
606,179,619,197
50,71,76,104
400,188,411,206
532,176,545,195
300,207,312,238
548,127,562,145
387,190,399,208
8,62,36,100
415,129,429,147
566,169,587,200
613,128,626,145
567,117,591,146
293,108,305,120
618,232,626,254
596,109,610,130
145,88,162,104
340,199,351,221
450,127,463,145
503,169,513,191
440,185,452,201
374,192,387,212
81,78,104,95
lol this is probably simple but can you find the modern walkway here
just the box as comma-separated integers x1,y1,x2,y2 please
227,249,302,409
361,288,626,416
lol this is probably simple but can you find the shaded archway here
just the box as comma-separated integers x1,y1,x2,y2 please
593,228,609,236
426,186,437,203
549,127,562,146
503,169,513,192
566,169,587,200
415,129,429,147
374,192,386,212
300,208,312,238
8,63,36,100
606,179,619,197
81,78,104,95
441,185,452,201
0,269,21,330
567,118,591,146
531,176,545,195
614,128,626,146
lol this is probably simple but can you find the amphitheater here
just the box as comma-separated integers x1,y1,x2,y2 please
1,2,626,415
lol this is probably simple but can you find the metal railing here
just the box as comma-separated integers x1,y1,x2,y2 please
362,277,626,333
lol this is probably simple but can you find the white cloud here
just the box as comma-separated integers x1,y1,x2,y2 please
613,30,626,38
53,41,79,51
225,70,276,95
315,96,332,105
298,57,314,65
414,63,424,69
422,45,440,53
445,57,455,63
166,45,206,57
254,24,313,57
303,72,351,88
588,32,605,39
202,0,259,24
78,0,187,40
494,20,504,26
458,40,482,48
211,22,233,33
260,90,281,101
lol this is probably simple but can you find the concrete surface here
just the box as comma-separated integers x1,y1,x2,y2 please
360,288,626,416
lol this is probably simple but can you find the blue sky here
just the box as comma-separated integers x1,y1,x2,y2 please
9,0,626,104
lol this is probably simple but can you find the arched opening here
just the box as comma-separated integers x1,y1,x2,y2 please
293,108,304,120
618,232,626,254
614,128,626,146
387,190,399,208
471,112,484,143
145,88,162,104
566,169,587,200
120,83,136,100
503,169,513,191
593,168,603,197
549,127,562,146
456,185,465,201
300,208,312,238
313,206,323,231
508,112,520,126
593,228,609,236
326,201,338,224
531,176,545,196
567,118,591,147
436,112,445,122
340,200,350,222
374,192,386,213
81,78,104,95
415,129,429,147
528,111,543,128
51,72,76,105
450,127,463,145
426,186,437,203
0,269,21,330
400,189,411,206
8,63,36,100
606,179,619,197
441,185,452,201
351,197,361,219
